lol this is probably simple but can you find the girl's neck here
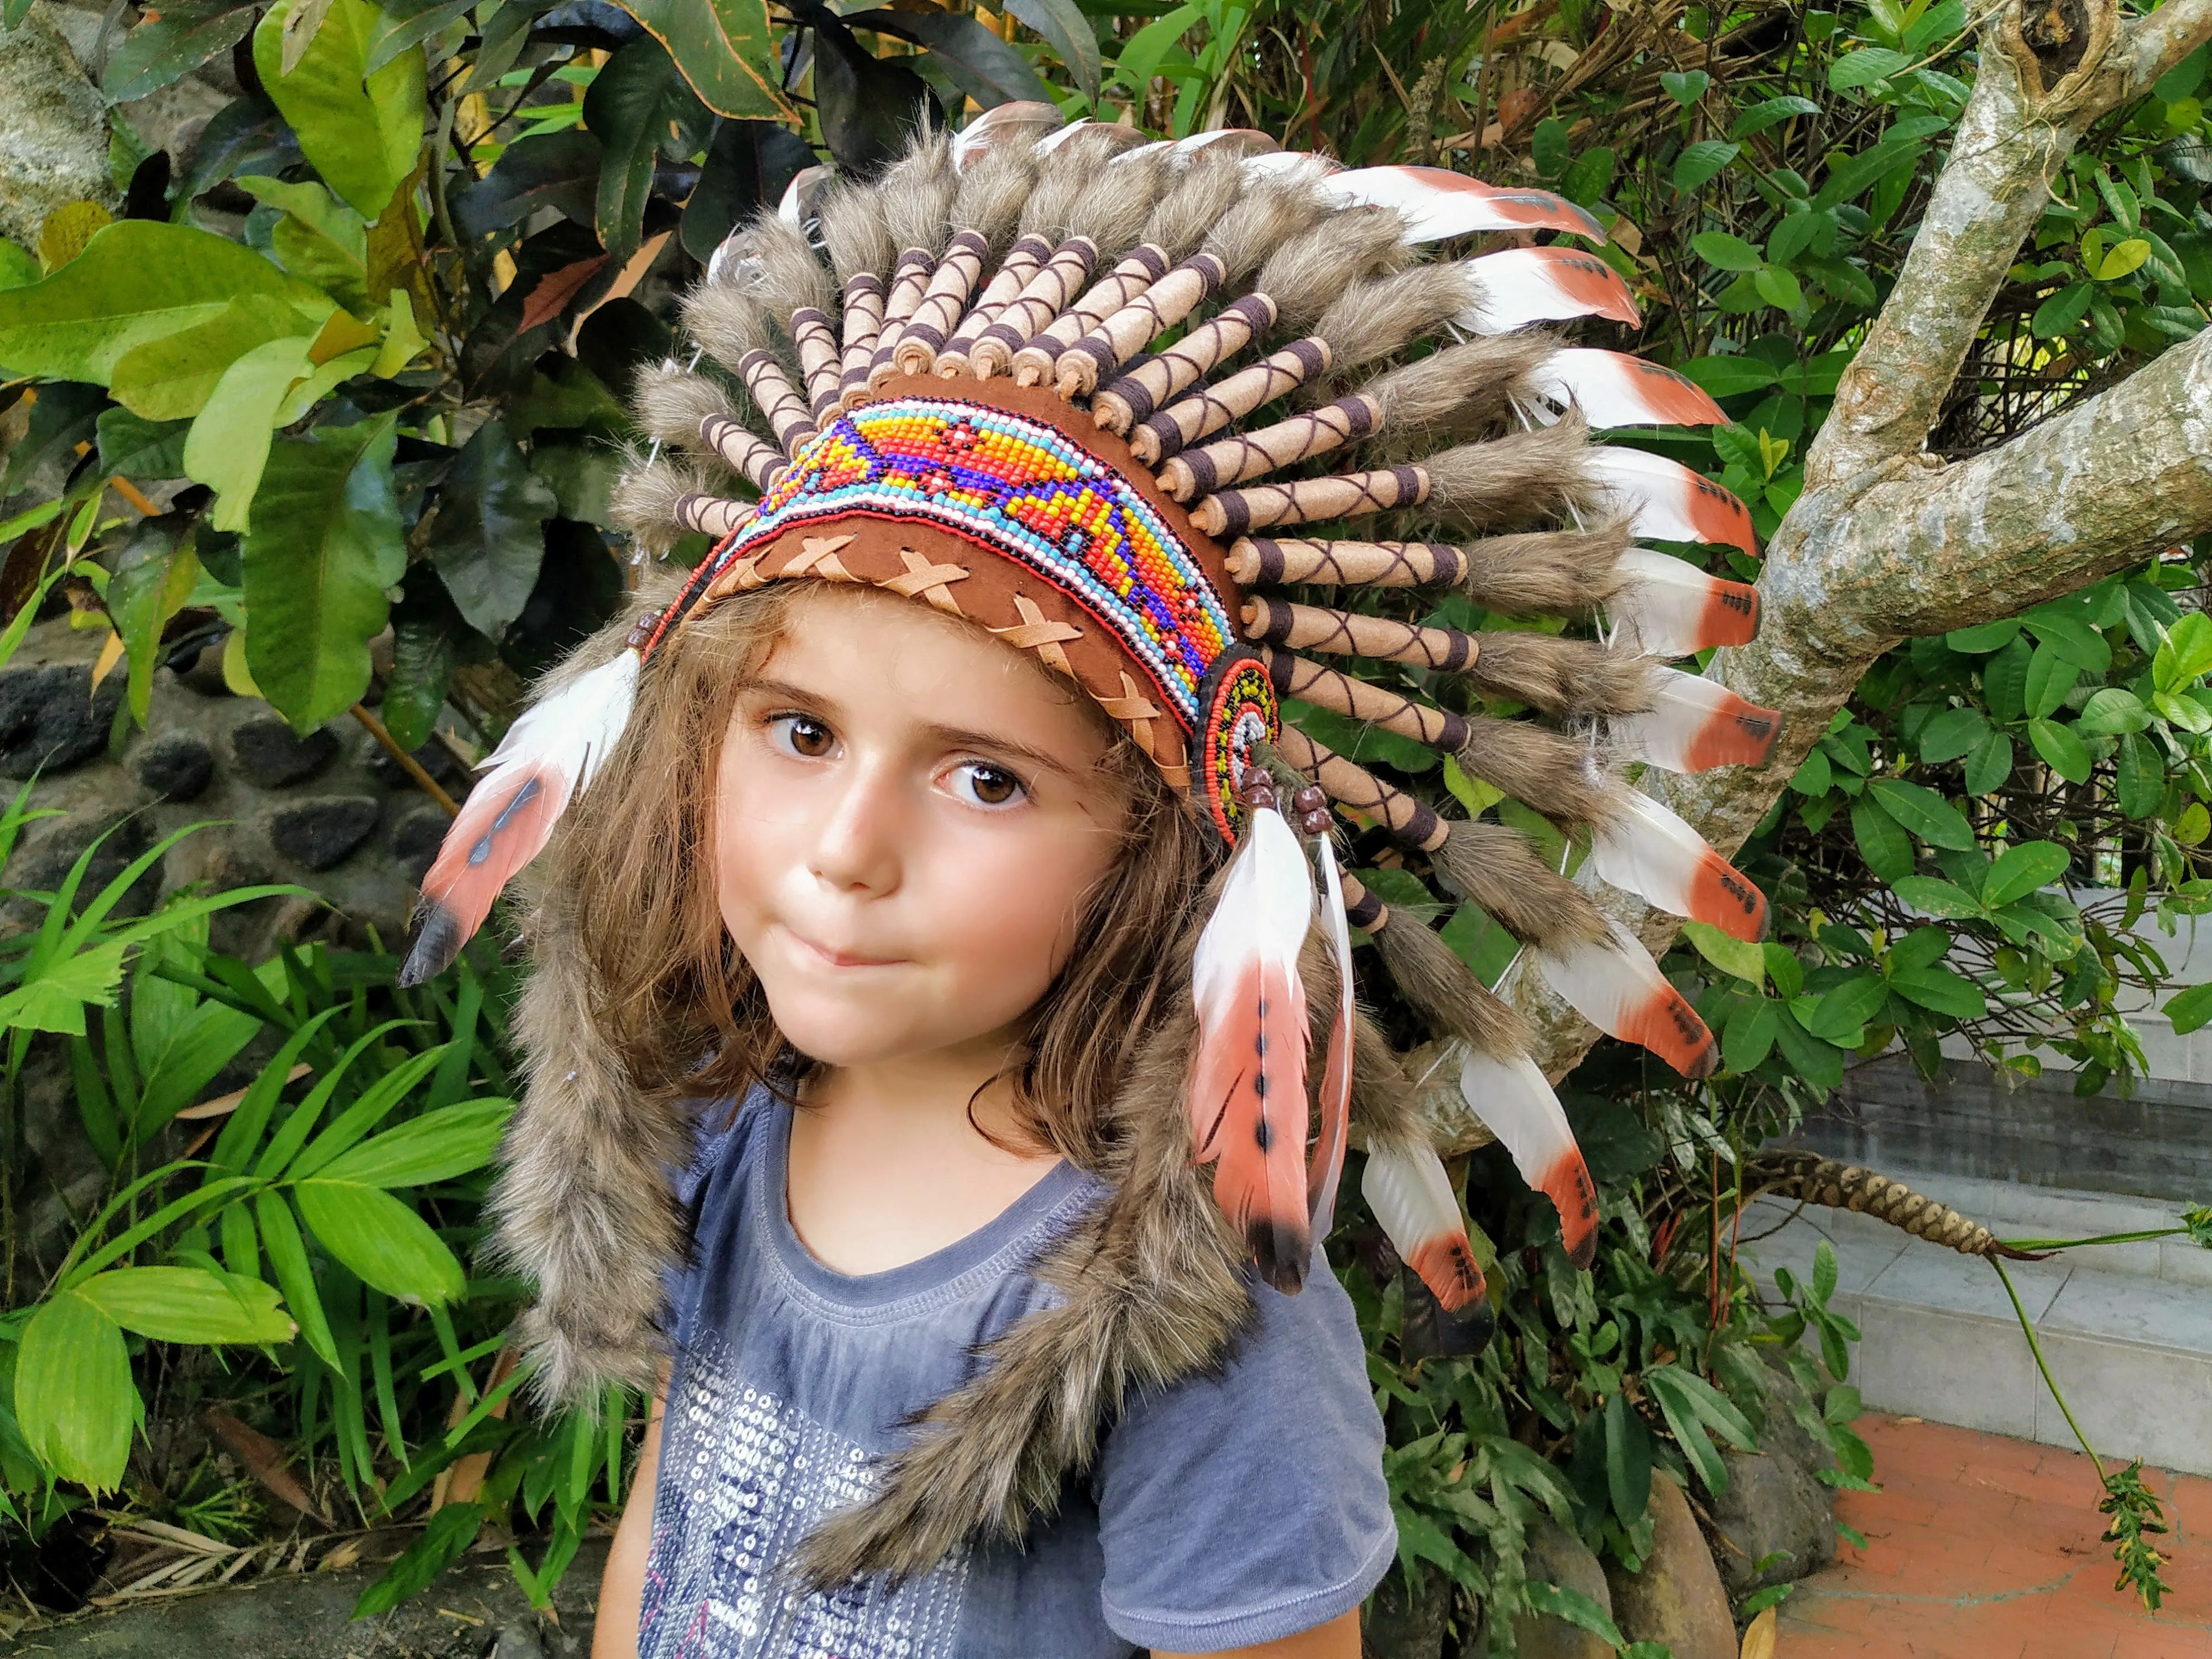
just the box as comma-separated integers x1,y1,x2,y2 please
784,1034,1063,1276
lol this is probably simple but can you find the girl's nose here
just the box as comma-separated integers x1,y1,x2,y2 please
806,755,905,896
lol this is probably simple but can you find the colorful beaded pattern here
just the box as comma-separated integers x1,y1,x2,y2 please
1194,648,1281,841
713,398,1235,727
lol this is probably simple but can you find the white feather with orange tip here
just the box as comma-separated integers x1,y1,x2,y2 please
1526,349,1728,429
1458,247,1642,332
1361,1135,1488,1310
1606,670,1781,774
1536,919,1717,1081
1589,787,1768,943
1587,446,1758,554
400,649,640,986
1317,165,1608,244
1608,547,1760,658
1454,1046,1599,1268
1188,803,1316,1291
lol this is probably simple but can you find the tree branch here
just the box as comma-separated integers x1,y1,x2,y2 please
1458,324,2212,1150
1804,0,2212,490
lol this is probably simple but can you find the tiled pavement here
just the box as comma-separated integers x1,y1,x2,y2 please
1778,1415,2212,1658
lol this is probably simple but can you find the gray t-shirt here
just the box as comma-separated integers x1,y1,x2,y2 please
639,1090,1396,1658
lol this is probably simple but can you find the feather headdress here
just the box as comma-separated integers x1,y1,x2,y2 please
401,103,1778,1584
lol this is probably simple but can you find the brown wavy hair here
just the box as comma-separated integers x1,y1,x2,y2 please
538,577,1222,1166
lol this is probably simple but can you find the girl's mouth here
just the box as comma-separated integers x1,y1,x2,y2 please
785,926,902,970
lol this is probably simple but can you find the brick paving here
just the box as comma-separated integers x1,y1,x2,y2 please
1780,1413,2212,1658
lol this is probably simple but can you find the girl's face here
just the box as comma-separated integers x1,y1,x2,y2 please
713,586,1133,1070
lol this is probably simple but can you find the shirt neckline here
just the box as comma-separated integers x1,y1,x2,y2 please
754,1095,1098,1316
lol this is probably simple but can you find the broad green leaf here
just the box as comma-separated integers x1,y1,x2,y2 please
1766,207,1830,267
1723,997,1780,1071
1803,974,1888,1044
254,0,426,220
106,517,204,727
1813,138,1924,211
1790,747,1831,796
1945,618,2020,653
1660,69,1710,105
2166,981,2212,1035
1524,1582,1626,1647
0,940,130,1035
1532,117,1571,180
243,411,404,731
2154,611,2212,691
0,240,34,290
2116,732,2163,819
97,406,191,479
2154,688,2212,734
1681,919,1764,984
1677,356,1777,397
15,1290,132,1490
1691,231,1763,272
1003,0,1100,103
1754,264,1804,310
2032,280,2094,338
294,1179,466,1305
1829,47,1911,88
1890,875,1982,919
1731,95,1821,139
102,0,259,101
108,296,322,422
317,1098,514,1187
2022,642,2079,719
1984,841,2069,907
1888,924,1951,972
2022,606,2110,672
183,336,316,534
2027,717,2093,785
285,1044,451,1180
1850,795,1913,881
76,1266,293,1344
585,36,711,264
1916,705,1988,764
2078,687,2152,735
1672,140,1739,194
426,419,555,636
237,177,371,314
1981,635,2030,722
1603,1391,1651,1525
613,0,795,120
1888,964,1986,1019
1964,732,2012,796
1773,1006,1843,1091
1867,777,1976,850
0,222,324,387
880,12,1056,109
2094,237,2151,281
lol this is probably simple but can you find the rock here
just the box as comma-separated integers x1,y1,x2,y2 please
392,804,452,883
490,1623,548,1659
267,797,380,871
133,732,215,802
1512,1520,1615,1659
1604,1475,1736,1659
231,718,337,788
172,639,234,698
1709,1361,1838,1595
0,8,116,249
4,810,159,927
1363,1561,1455,1659
0,665,123,778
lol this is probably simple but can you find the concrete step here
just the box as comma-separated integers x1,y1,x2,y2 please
1738,1166,2212,1478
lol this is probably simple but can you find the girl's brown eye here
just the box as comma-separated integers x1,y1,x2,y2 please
949,761,1026,808
771,714,834,759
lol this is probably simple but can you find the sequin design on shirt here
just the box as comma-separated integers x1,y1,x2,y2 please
639,1328,971,1658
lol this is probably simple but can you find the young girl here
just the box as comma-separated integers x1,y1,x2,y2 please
399,108,1775,1658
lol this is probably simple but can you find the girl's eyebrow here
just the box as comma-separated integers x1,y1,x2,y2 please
740,676,1086,783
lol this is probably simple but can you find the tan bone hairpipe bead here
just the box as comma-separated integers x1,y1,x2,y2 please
1053,253,1227,398
1161,395,1380,501
700,415,786,492
936,235,1050,377
1227,538,1466,588
1192,465,1428,538
970,238,1098,378
1094,294,1276,434
788,307,843,419
1241,595,1475,671
1131,339,1329,465
735,350,816,457
1271,726,1444,851
890,231,990,380
1260,650,1468,751
1011,246,1170,386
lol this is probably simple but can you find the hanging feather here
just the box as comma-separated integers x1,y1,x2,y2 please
1608,547,1761,657
1590,788,1768,942
1454,1046,1600,1269
1318,165,1608,244
1536,920,1718,1079
1588,447,1757,553
1606,670,1781,773
1361,1135,1495,1354
1189,802,1316,1293
1526,349,1728,429
1308,837,1355,1237
399,650,640,987
1458,247,1642,332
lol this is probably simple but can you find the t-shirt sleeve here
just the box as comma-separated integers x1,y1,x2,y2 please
662,1095,751,1343
1093,1259,1396,1653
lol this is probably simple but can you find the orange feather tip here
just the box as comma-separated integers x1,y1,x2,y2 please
1701,577,1760,646
1533,351,1728,429
1613,982,1719,1081
1683,698,1782,772
1692,853,1769,943
1405,1231,1488,1313
1463,247,1641,333
1537,1147,1601,1269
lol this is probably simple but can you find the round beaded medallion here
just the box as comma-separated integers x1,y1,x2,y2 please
1193,647,1282,842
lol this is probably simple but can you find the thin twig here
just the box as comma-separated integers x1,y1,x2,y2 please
351,705,460,818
